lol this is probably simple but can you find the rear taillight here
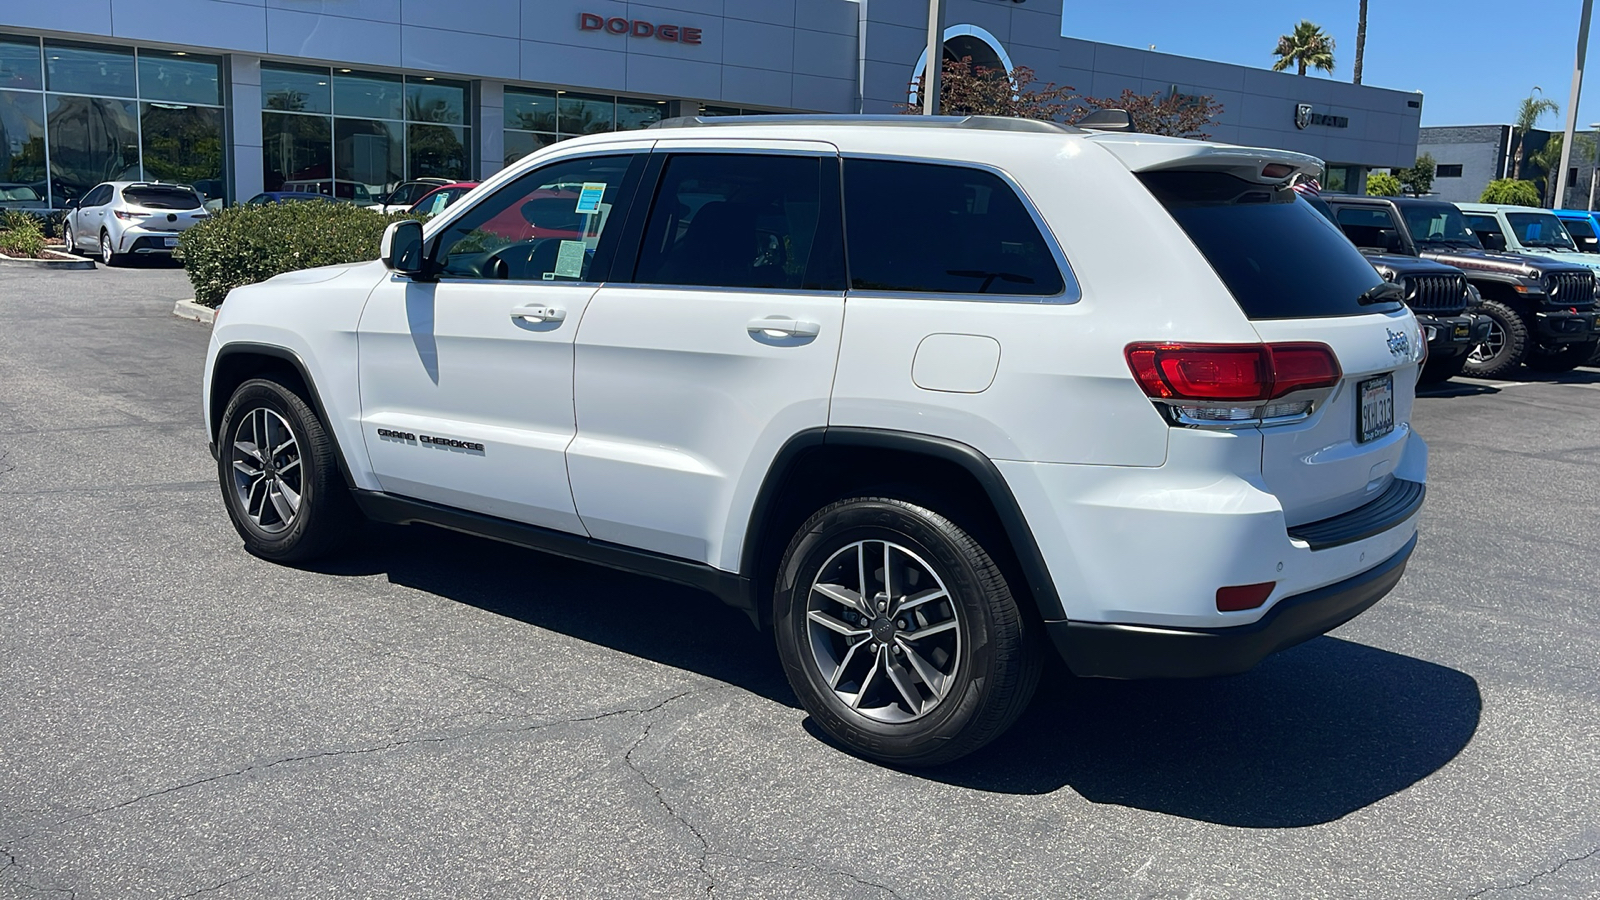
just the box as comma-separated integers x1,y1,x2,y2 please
113,210,141,220
1125,342,1342,428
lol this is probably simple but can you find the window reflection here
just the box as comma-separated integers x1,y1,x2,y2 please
0,37,43,92
505,88,556,132
137,51,221,106
617,97,664,131
335,117,403,200
142,102,225,202
263,111,331,191
333,70,402,120
0,90,47,204
407,123,466,180
404,79,466,124
504,129,554,167
262,64,331,114
46,94,139,203
45,42,136,98
558,92,614,135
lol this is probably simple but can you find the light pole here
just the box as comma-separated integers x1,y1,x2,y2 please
921,0,946,115
1590,123,1600,211
1554,0,1593,208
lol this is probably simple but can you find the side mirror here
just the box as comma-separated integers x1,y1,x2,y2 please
381,219,430,279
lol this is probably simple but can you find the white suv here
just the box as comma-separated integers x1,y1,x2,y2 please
203,116,1428,765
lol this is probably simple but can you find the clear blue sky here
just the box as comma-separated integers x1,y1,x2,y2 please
1060,0,1599,130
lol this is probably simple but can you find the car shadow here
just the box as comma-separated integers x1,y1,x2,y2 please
308,523,1480,827
1417,380,1501,398
922,636,1481,827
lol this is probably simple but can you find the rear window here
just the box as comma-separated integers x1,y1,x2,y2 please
1140,171,1383,319
123,186,203,210
1564,217,1597,241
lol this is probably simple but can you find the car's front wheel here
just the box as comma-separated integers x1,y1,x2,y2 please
774,497,1040,767
1462,298,1528,378
216,377,360,562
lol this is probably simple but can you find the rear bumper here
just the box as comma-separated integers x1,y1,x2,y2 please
1049,533,1416,679
1533,309,1600,343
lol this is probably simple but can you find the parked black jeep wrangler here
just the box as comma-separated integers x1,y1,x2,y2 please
1324,195,1600,377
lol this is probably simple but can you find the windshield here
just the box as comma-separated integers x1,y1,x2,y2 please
0,185,43,203
1140,171,1384,320
1401,202,1481,247
1506,212,1578,250
124,186,203,210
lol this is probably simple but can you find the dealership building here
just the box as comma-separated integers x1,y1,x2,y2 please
0,0,1423,209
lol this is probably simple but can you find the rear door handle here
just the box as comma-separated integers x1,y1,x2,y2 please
510,304,566,323
747,316,820,338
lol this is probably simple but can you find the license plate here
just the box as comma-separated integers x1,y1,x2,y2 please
163,236,178,248
1358,374,1395,444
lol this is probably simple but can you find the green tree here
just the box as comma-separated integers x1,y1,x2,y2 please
1481,179,1542,206
1529,132,1596,206
1272,21,1336,76
1511,89,1558,179
1394,153,1436,195
1366,172,1403,196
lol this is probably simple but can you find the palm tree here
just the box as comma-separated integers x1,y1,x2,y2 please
1272,21,1336,76
1511,88,1559,179
1354,0,1368,84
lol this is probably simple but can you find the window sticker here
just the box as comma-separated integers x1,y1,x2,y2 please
554,239,587,278
575,182,606,213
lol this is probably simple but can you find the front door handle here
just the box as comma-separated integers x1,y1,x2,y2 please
510,304,566,323
747,316,820,338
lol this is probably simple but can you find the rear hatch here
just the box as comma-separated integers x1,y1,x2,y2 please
1128,157,1421,527
121,184,209,231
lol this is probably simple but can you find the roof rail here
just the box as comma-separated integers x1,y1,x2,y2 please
651,114,1083,135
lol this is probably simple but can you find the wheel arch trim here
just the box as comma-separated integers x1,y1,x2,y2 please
739,427,1066,621
209,342,359,490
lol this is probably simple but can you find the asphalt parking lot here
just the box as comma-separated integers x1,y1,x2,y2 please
2,262,1598,899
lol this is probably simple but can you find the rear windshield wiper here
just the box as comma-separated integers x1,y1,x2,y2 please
1358,281,1406,306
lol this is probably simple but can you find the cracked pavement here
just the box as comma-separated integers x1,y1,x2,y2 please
2,264,1599,898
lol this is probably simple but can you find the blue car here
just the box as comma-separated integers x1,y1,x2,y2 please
1553,208,1600,253
243,191,338,206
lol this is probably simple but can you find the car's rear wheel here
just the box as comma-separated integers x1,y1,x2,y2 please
1462,298,1528,378
63,221,79,255
1525,338,1600,372
98,230,121,267
217,376,360,562
773,497,1040,767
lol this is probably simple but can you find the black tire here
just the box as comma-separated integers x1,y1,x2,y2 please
773,497,1040,767
1418,351,1469,384
63,221,79,256
216,376,360,562
1461,298,1529,378
1526,338,1600,372
98,230,121,267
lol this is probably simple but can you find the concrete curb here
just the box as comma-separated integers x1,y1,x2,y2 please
172,299,216,325
0,251,95,270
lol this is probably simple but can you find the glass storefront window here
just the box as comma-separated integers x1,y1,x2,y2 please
46,94,140,203
505,88,556,132
142,102,225,202
0,36,43,92
405,78,466,124
407,123,467,180
46,42,136,98
334,117,403,201
617,97,665,131
263,111,332,191
263,64,331,114
138,51,220,107
504,130,555,167
334,70,402,120
558,92,614,135
0,89,47,204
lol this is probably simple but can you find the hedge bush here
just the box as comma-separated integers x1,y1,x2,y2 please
0,209,46,259
178,201,425,308
1480,178,1541,206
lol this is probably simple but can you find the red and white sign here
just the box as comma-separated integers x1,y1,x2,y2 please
579,13,703,44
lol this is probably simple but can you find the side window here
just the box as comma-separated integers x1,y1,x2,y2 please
83,185,111,207
1334,206,1403,252
632,153,845,291
1465,214,1506,251
432,154,639,282
842,158,1065,296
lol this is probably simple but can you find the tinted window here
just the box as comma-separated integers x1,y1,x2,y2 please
1399,202,1480,247
262,64,331,114
634,154,845,291
843,159,1064,296
433,154,638,282
1436,164,1464,178
1464,214,1507,251
1506,212,1578,250
0,36,43,91
1334,205,1405,253
45,42,135,97
1564,217,1597,241
82,185,113,207
123,185,203,209
1141,171,1382,320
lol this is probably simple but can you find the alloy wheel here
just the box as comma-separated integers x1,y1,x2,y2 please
99,233,113,265
229,407,304,534
805,539,962,723
1469,318,1505,364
